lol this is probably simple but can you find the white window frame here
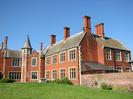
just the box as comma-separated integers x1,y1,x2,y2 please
59,68,66,79
68,48,76,61
124,52,130,62
69,67,76,80
52,69,58,80
31,71,38,80
52,54,57,64
8,71,21,80
45,70,50,80
59,51,66,63
12,58,20,67
115,50,121,61
105,49,112,60
31,57,37,67
45,56,51,66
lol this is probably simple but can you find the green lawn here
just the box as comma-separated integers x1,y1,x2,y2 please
0,83,133,99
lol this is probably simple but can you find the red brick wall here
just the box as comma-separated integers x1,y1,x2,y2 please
80,33,98,62
45,47,80,84
97,42,104,64
81,72,133,87
104,48,130,70
27,50,40,82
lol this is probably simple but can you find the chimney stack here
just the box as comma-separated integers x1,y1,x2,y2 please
95,23,105,38
84,16,91,33
64,27,70,40
40,42,43,51
50,34,56,45
3,36,8,49
1,42,3,49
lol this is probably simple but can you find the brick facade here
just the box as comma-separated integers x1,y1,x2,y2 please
0,15,132,84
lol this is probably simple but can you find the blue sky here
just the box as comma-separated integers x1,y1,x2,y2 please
0,0,133,58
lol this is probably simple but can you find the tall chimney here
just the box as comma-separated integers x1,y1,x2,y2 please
50,34,56,45
84,16,91,33
40,42,43,51
1,42,3,49
3,36,8,49
64,27,70,40
95,23,105,38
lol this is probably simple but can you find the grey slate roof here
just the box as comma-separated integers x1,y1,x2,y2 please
81,61,116,72
45,32,86,56
7,50,21,58
95,35,129,50
44,32,129,56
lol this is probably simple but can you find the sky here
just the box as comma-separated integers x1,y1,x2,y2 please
0,0,133,58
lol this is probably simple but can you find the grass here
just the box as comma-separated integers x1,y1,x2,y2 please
0,83,133,99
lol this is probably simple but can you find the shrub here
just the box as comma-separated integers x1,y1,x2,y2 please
127,84,133,93
0,79,15,83
47,78,73,85
100,82,113,90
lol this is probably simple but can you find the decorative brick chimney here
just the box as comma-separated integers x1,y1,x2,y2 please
64,27,70,40
50,34,56,45
84,16,91,33
40,42,43,51
95,23,105,38
3,36,8,49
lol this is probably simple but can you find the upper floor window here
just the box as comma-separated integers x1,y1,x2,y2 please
60,52,65,62
32,58,37,66
12,58,20,67
31,72,37,79
69,67,76,80
105,49,112,60
115,50,121,61
124,52,130,61
46,57,50,65
69,49,76,60
52,70,57,80
52,55,57,64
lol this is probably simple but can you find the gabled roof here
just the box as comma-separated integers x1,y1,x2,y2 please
45,32,86,56
95,35,129,51
44,31,129,56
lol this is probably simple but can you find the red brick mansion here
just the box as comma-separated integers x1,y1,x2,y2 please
0,16,132,84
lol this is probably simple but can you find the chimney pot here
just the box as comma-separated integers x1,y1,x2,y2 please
95,23,105,38
84,16,91,33
64,27,70,40
50,34,56,45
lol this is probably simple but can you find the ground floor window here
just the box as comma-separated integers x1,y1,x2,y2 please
46,71,50,80
31,72,38,79
9,72,21,80
60,69,66,79
53,70,57,80
69,67,76,80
